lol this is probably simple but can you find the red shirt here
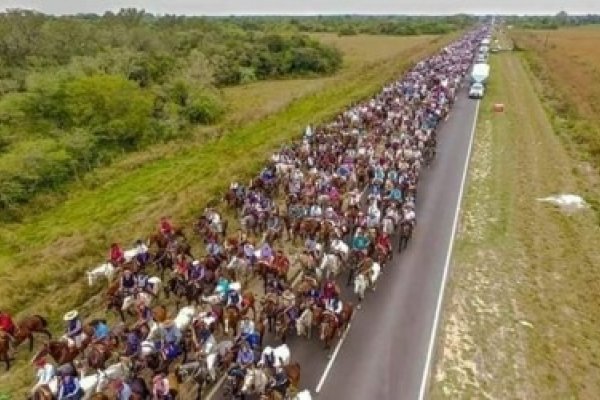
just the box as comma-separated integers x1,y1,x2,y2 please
110,246,124,263
377,235,391,249
0,313,15,333
160,220,173,234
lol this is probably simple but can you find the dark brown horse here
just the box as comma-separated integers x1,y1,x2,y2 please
0,332,11,370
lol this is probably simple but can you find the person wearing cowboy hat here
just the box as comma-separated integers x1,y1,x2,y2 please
160,320,182,361
152,372,171,400
119,268,137,297
31,356,56,395
62,310,84,350
235,340,255,369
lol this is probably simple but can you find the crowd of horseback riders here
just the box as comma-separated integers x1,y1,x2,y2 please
0,28,487,400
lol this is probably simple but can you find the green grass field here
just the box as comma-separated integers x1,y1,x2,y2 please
0,33,453,395
430,38,600,399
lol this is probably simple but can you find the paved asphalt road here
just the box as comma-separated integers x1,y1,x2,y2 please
210,88,479,400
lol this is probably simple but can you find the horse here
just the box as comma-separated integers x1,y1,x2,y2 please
398,221,414,252
241,366,270,396
87,262,116,286
0,332,11,370
33,338,89,365
295,306,314,340
354,261,381,308
14,314,52,351
223,307,241,337
317,253,342,282
318,311,339,350
283,362,302,391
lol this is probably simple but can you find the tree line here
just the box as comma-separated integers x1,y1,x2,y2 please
0,9,470,219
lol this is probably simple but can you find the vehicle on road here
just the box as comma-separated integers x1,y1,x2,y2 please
471,62,490,84
469,82,485,99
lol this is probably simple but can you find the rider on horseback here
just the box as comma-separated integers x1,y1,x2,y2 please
266,276,286,295
31,356,56,394
134,301,153,331
90,319,110,345
189,260,205,287
160,320,182,361
376,231,392,259
236,340,255,369
225,289,242,310
57,369,82,400
268,369,290,398
0,309,16,349
322,280,338,302
134,239,150,267
63,310,84,350
109,242,125,266
351,228,370,257
159,216,174,239
120,268,137,297
325,293,344,326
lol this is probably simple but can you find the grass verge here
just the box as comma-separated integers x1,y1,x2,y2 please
430,45,600,399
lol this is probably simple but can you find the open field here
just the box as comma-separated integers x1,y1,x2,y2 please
511,27,600,218
0,33,452,395
430,40,600,399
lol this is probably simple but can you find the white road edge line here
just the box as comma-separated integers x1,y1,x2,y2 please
205,374,227,400
417,99,481,400
315,319,354,393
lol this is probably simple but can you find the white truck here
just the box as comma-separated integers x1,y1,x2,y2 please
471,63,490,84
469,63,490,99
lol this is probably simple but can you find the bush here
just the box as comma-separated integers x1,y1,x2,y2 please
184,89,224,124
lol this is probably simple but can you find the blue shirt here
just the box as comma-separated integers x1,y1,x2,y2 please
94,322,110,340
58,376,80,399
237,348,254,365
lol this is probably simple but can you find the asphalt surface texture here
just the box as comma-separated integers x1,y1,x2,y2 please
211,87,479,400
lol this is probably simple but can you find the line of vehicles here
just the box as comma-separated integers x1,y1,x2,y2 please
468,34,492,99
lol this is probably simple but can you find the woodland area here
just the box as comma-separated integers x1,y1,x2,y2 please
0,9,472,218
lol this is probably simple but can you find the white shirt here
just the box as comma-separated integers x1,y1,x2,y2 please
36,363,56,386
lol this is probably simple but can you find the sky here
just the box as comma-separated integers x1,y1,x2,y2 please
1,0,599,16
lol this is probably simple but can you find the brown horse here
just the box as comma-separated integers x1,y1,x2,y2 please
13,314,52,352
241,292,257,320
319,309,352,349
87,337,119,370
0,332,11,370
283,362,301,390
35,340,81,365
223,307,240,337
31,385,54,400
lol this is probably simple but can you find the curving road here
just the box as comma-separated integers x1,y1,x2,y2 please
209,86,480,400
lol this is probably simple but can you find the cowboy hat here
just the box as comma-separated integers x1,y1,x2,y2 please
63,310,78,321
192,260,200,266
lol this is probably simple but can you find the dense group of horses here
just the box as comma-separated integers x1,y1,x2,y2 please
0,27,489,400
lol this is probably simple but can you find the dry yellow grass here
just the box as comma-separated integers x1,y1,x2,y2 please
431,36,600,399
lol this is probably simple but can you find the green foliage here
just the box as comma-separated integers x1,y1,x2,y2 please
184,88,225,124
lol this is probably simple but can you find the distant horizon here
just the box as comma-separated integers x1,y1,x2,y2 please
2,0,599,17
2,8,599,17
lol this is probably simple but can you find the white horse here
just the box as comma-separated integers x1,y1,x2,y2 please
258,344,290,368
295,307,313,339
174,305,196,332
241,366,269,395
330,239,349,260
86,262,115,286
317,253,342,282
354,262,381,308
294,390,313,400
382,216,395,235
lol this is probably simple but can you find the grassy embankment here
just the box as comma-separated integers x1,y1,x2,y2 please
0,33,452,395
430,31,600,399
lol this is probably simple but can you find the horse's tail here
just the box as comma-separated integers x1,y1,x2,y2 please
35,315,48,328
